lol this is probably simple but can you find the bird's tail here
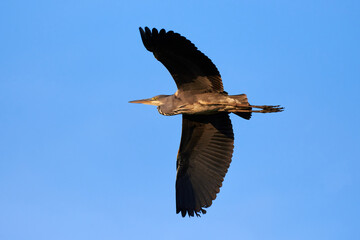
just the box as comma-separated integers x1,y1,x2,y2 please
231,94,252,120
230,94,283,119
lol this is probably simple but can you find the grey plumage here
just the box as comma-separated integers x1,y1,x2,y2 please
130,27,283,217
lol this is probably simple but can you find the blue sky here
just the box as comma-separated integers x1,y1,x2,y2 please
1,0,359,239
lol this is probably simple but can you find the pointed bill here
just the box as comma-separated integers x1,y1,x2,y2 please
129,98,159,106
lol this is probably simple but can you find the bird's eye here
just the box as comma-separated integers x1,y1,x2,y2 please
152,97,158,100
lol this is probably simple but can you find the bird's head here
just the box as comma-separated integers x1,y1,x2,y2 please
129,95,169,106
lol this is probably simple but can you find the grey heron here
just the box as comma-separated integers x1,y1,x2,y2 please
130,27,283,217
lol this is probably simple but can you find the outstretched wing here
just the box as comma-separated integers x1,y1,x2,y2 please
139,27,224,92
176,113,234,217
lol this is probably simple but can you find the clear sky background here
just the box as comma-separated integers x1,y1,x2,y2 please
1,0,359,239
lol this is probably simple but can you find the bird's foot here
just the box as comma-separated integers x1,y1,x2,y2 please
231,104,284,113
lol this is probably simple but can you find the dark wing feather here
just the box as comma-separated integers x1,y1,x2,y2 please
139,27,224,92
176,113,234,217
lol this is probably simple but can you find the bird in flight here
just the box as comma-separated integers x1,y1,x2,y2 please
130,27,283,217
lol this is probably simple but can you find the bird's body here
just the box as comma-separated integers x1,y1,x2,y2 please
152,92,250,116
130,27,283,217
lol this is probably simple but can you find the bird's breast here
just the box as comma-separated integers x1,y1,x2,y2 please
157,106,176,116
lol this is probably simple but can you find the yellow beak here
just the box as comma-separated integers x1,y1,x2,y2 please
129,98,158,106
